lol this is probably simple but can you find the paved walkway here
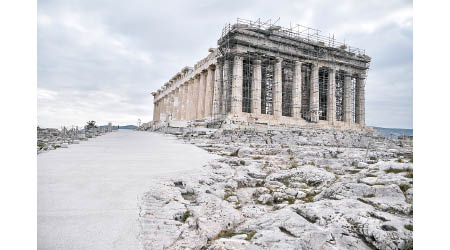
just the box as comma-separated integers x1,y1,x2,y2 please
38,130,215,250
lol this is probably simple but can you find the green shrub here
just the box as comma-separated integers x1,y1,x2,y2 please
286,197,295,204
404,224,413,231
385,167,410,174
218,230,234,238
405,170,413,178
398,184,410,193
181,211,191,223
245,231,256,240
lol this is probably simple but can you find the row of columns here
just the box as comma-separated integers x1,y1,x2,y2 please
153,65,216,122
213,56,365,126
153,56,366,126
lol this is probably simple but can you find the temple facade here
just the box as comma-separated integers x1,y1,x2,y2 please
151,19,371,129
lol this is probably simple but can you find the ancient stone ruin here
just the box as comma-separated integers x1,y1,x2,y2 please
151,18,371,129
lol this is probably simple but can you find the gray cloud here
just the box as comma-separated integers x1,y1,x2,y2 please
38,0,412,128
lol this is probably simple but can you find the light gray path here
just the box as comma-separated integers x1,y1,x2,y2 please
38,130,215,250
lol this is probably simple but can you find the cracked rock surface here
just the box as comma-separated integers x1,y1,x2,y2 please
138,128,413,249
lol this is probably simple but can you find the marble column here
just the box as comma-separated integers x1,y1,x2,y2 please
251,59,262,115
187,79,194,120
310,63,319,122
162,95,168,122
273,58,283,118
355,75,366,126
181,83,188,120
175,87,181,120
212,62,223,118
193,75,200,120
292,60,302,119
156,101,161,121
343,72,353,124
205,65,215,119
197,70,207,119
169,92,174,121
231,56,243,115
327,69,336,123
222,60,230,114
152,100,157,121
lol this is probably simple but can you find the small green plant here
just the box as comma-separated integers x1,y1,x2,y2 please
398,184,410,193
405,169,413,178
240,160,246,165
289,156,294,161
396,158,403,163
286,196,295,204
181,210,191,223
301,192,316,203
357,198,371,205
255,180,265,187
289,162,298,169
369,156,377,161
385,167,410,174
363,194,375,198
404,224,413,231
223,191,234,201
218,230,234,238
253,156,262,160
245,231,256,241
404,239,413,250
366,173,377,178
280,178,290,187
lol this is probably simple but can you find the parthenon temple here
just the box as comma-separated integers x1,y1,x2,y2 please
151,18,371,129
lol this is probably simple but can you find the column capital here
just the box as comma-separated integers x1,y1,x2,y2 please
275,57,283,63
343,71,352,77
253,59,262,65
294,60,303,65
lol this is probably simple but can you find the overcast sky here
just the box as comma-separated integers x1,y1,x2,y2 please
37,0,412,129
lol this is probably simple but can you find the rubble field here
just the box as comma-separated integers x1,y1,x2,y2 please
138,128,413,250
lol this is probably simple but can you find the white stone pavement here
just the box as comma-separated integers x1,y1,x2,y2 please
38,130,216,250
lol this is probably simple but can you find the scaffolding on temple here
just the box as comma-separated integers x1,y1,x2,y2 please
209,17,368,126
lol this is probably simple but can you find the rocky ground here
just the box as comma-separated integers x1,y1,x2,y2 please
37,127,112,154
138,128,413,250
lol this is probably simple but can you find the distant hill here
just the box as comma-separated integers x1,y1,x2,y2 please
97,124,137,130
118,125,137,130
98,125,118,130
372,126,413,139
